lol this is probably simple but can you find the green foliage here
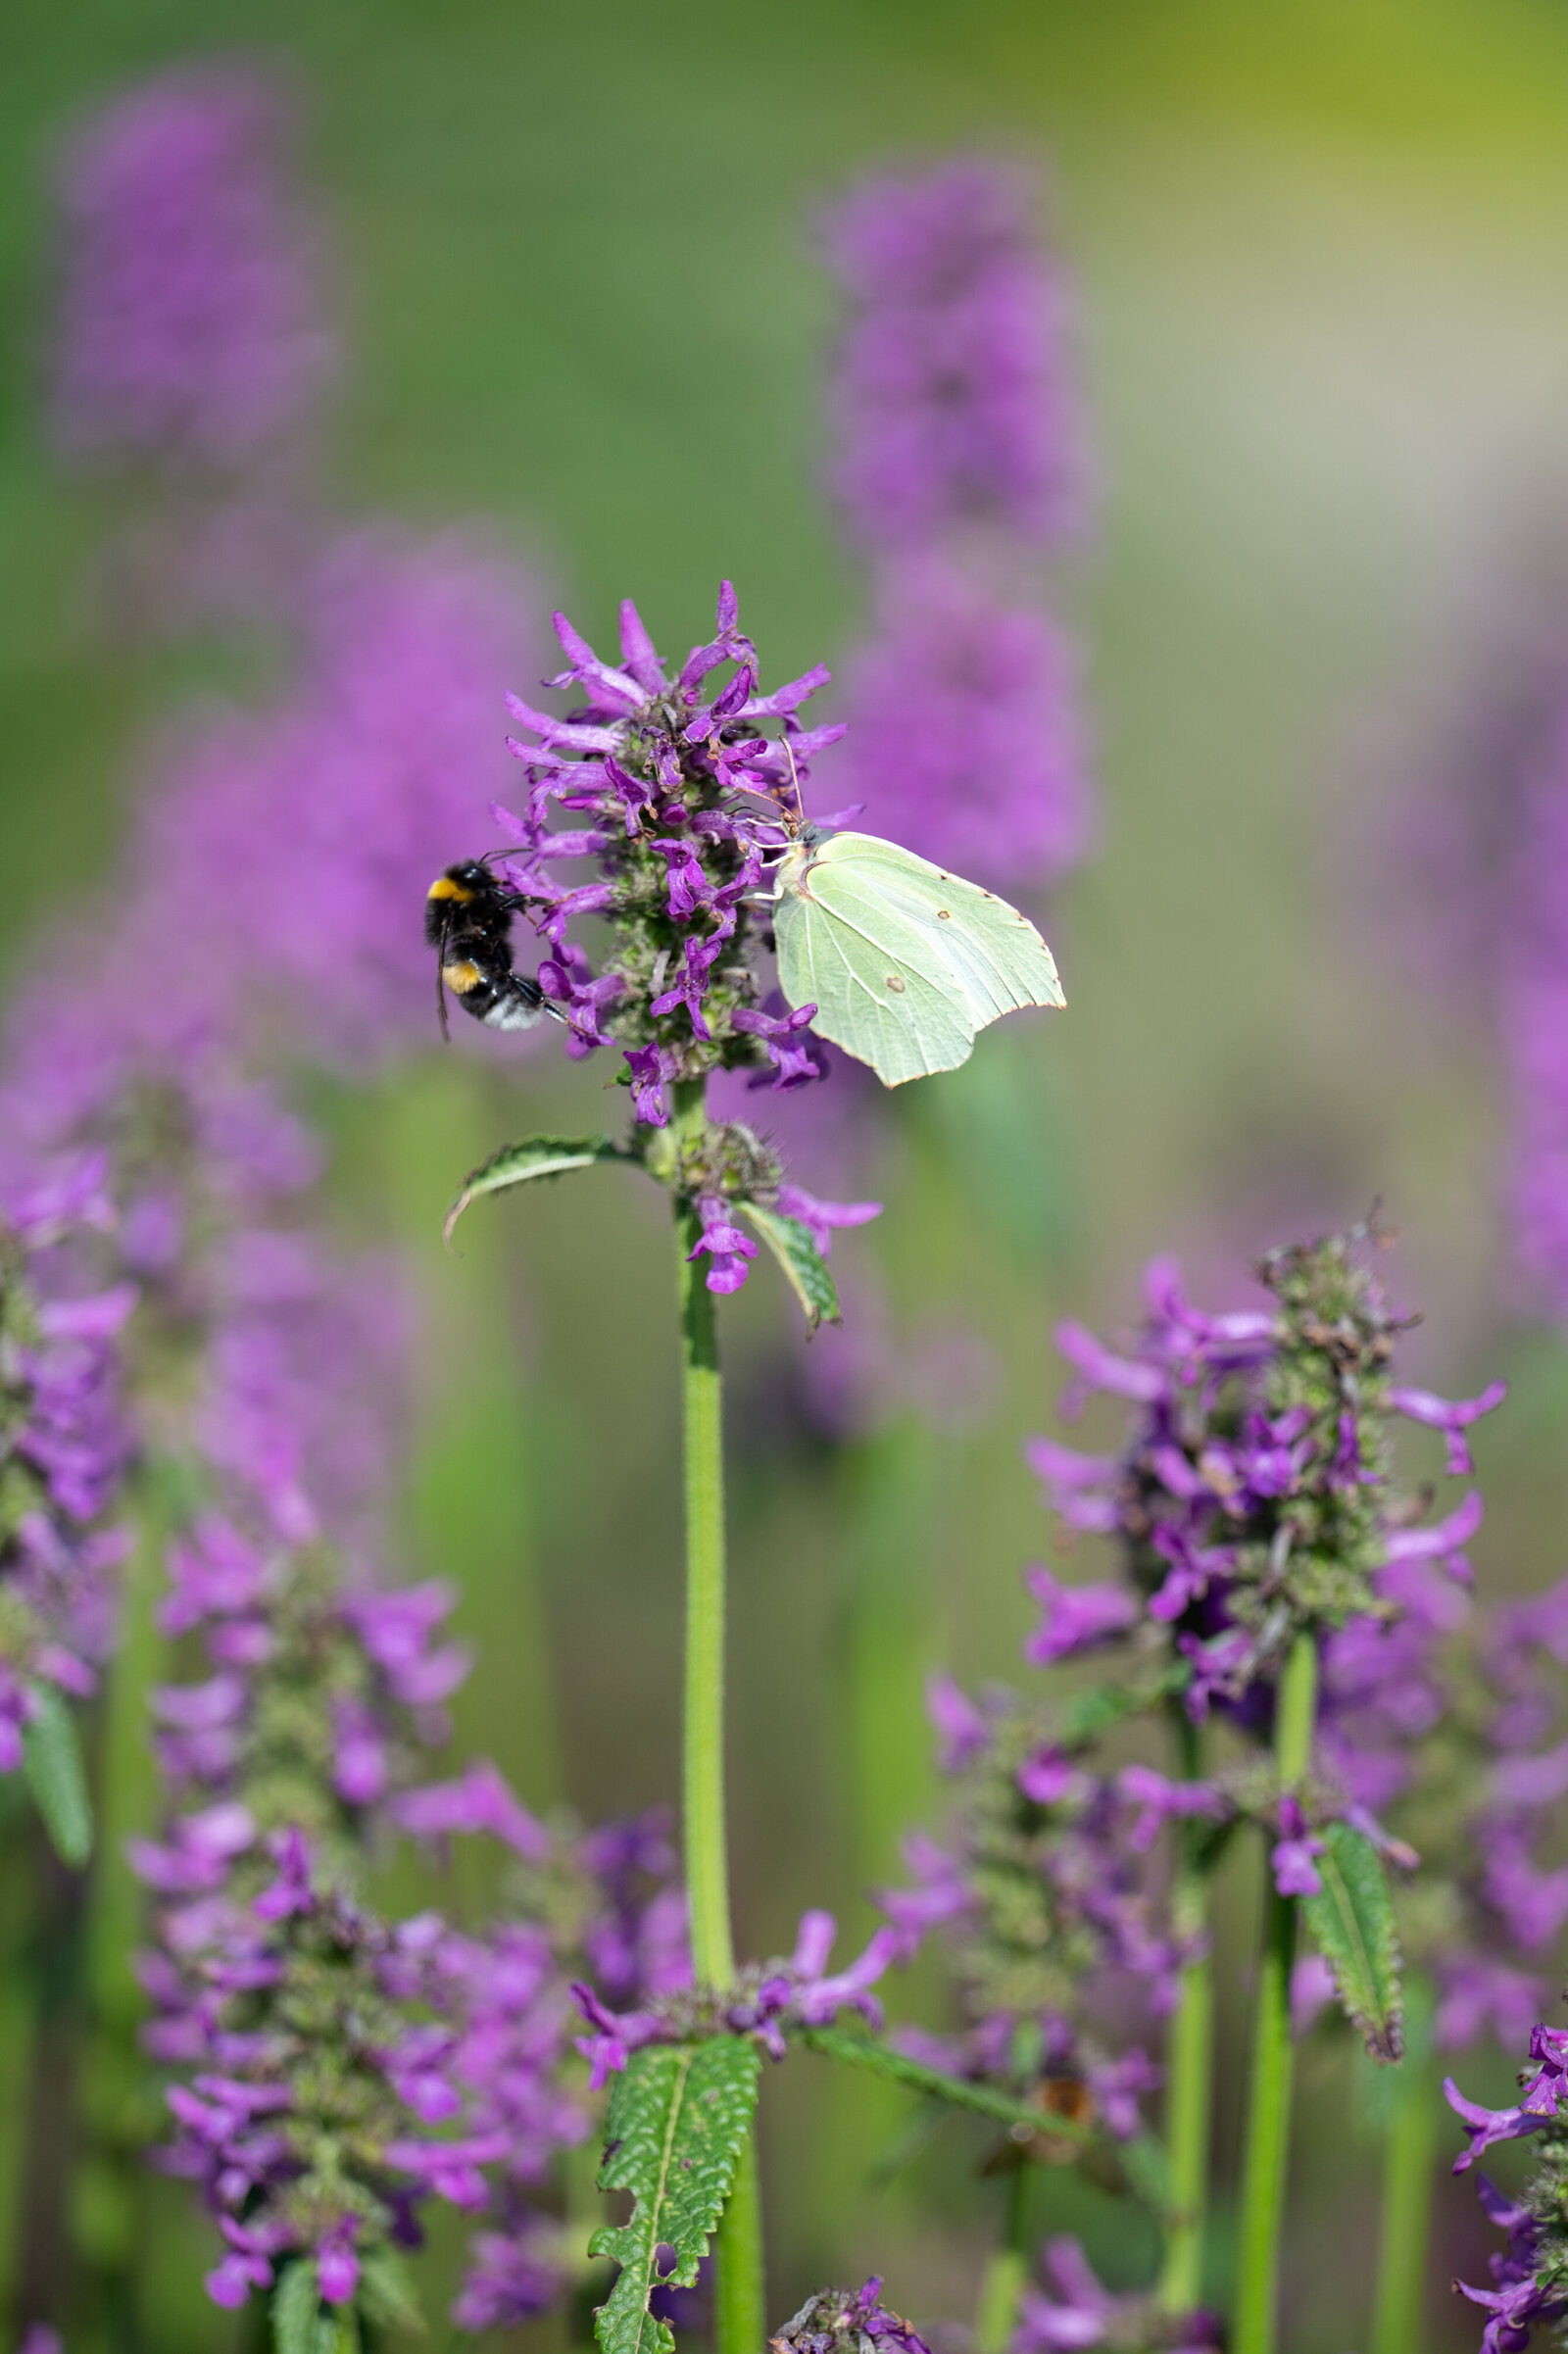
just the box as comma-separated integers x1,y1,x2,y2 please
443,1135,633,1245
272,2262,332,2354
800,2025,1092,2143
589,2039,761,2354
358,2248,425,2336
1301,1821,1403,2062
738,1202,841,1330
22,1680,93,1865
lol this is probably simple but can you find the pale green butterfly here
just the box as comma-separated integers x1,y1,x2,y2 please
771,824,1065,1087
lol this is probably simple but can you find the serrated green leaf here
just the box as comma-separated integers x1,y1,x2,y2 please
358,2248,425,2336
1301,1821,1403,2062
737,1203,840,1331
444,1135,631,1246
272,2262,319,2354
589,2039,760,2354
22,1682,92,1866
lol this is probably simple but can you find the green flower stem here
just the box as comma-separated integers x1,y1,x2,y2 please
975,2165,1031,2354
1158,1713,1214,2316
1232,1630,1319,2354
1369,1976,1436,2354
670,1081,760,2352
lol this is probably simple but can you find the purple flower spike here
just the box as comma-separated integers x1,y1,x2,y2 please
820,162,1081,550
50,65,334,472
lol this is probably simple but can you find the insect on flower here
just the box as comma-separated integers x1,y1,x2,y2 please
424,856,568,1041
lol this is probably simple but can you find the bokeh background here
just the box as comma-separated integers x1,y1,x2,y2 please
7,2,1568,2348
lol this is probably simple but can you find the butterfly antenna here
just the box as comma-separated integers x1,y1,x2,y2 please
779,731,808,832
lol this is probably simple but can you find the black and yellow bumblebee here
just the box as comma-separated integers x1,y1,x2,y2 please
425,858,564,1040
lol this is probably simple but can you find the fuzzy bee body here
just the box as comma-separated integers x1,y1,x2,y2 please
425,859,558,1039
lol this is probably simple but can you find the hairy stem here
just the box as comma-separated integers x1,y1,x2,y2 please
1369,1976,1436,2354
1232,1630,1318,2354
1158,1712,1214,2316
974,2165,1031,2354
670,1081,760,2348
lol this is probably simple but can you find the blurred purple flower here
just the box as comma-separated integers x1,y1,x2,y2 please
820,160,1081,549
836,559,1090,887
50,64,333,471
1015,2235,1221,2354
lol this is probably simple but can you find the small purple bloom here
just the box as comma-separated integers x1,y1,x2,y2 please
1270,1795,1325,1899
774,1184,882,1259
1388,1377,1508,1476
925,1673,991,1773
686,1197,759,1297
1023,1565,1137,1665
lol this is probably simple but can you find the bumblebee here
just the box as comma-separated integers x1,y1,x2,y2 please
425,858,563,1040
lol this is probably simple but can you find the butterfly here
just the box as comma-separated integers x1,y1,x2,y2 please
771,827,1065,1086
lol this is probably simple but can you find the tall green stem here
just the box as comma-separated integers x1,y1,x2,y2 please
974,2164,1031,2354
1232,1630,1318,2354
670,1081,760,2350
1158,1713,1214,2316
1369,1976,1436,2354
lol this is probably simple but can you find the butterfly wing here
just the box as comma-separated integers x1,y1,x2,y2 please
774,833,1063,1087
826,835,1065,1024
774,845,975,1086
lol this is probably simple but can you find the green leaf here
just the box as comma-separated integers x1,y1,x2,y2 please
22,1682,92,1866
589,2039,760,2354
737,1202,840,1330
799,2027,1092,2145
271,2262,320,2354
444,1135,631,1246
358,2248,425,2336
1300,1821,1403,2062
1056,1659,1192,1745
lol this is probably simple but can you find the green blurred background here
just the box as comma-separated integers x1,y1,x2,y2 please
8,1,1568,2347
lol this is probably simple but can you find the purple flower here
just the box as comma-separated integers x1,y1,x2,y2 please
389,1762,551,1861
836,559,1091,888
316,2227,361,2305
926,1673,991,1773
453,2223,567,2331
1016,2236,1220,2354
1023,1566,1137,1664
730,1001,830,1092
774,1184,883,1258
1388,1376,1508,1477
1270,1794,1325,1899
1445,2076,1543,2171
820,161,1081,549
1115,1765,1228,1854
49,65,333,470
623,1044,673,1127
686,1197,759,1296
